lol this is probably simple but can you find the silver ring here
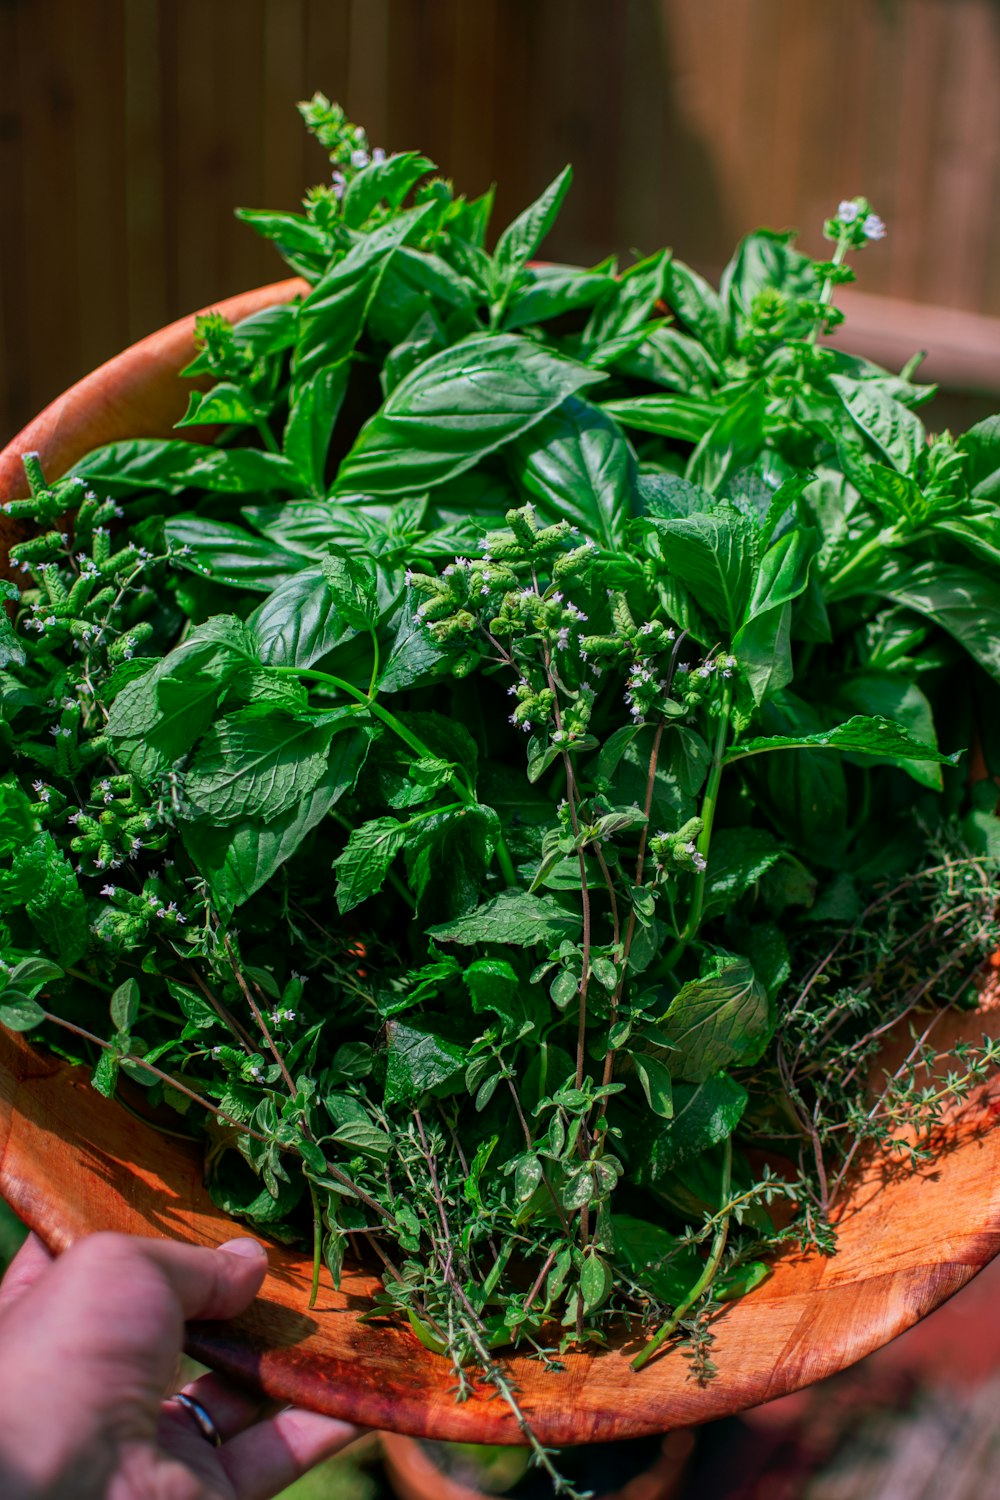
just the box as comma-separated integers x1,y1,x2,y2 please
169,1391,223,1448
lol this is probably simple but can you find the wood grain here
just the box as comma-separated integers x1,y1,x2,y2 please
1,281,1000,1441
4,0,1000,441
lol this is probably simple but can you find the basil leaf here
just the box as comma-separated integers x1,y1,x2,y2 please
830,374,926,476
727,713,958,766
881,561,1000,683
176,382,259,430
665,257,729,361
294,204,437,380
164,517,307,591
70,440,298,496
334,334,604,496
503,262,614,331
283,365,348,495
831,671,943,791
602,395,720,444
512,397,633,549
248,568,352,668
492,165,573,296
342,152,436,226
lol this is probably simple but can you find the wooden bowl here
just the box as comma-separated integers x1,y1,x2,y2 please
2,285,1000,1445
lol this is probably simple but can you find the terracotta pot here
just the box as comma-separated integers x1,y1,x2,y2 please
379,1431,693,1500
1,285,1000,1444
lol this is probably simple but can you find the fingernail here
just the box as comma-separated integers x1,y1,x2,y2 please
218,1237,267,1261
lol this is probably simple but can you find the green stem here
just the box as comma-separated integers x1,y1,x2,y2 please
254,416,281,455
807,234,849,345
65,966,112,994
631,1136,733,1372
661,682,732,973
366,628,380,701
825,528,893,598
308,1178,322,1310
275,665,519,887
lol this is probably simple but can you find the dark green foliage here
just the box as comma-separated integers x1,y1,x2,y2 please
2,114,999,1473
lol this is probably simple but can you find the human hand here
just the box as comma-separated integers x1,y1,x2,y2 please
0,1230,360,1499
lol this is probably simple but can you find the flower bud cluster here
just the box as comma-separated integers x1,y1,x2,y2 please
648,817,706,876
67,775,166,873
824,197,886,249
92,871,191,952
18,696,110,780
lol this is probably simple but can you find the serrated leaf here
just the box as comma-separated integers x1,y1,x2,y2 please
183,711,340,824
427,888,580,947
183,727,369,917
385,1019,466,1104
659,959,771,1082
333,816,409,914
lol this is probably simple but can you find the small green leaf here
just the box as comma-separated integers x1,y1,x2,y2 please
0,996,45,1032
632,1053,674,1119
334,817,409,914
580,1251,613,1311
110,978,140,1034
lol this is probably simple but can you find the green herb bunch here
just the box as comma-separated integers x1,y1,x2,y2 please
2,97,1000,1458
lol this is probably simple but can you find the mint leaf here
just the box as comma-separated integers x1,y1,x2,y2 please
10,833,88,966
385,1019,467,1104
427,888,580,947
334,817,409,914
183,711,341,824
183,728,369,916
659,958,771,1082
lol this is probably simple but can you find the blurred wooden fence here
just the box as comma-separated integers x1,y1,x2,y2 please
2,0,1000,441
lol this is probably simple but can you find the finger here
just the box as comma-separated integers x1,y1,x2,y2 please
59,1231,269,1325
161,1371,265,1444
220,1409,362,1500
0,1232,53,1316
0,1231,270,1444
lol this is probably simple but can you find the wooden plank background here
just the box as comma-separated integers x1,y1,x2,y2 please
2,0,999,442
